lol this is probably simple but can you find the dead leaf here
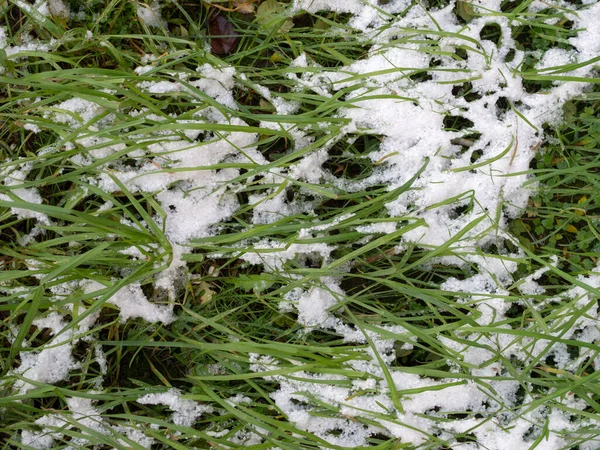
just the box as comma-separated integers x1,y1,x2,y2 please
256,0,278,24
456,0,476,22
197,281,214,304
279,18,294,33
232,0,256,14
256,0,293,33
270,52,285,63
208,0,256,13
209,14,239,55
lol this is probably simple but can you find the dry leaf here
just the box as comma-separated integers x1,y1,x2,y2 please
197,281,214,304
209,14,239,55
232,0,256,14
270,52,285,63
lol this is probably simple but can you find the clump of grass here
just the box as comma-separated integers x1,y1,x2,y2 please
512,92,600,272
1,0,600,449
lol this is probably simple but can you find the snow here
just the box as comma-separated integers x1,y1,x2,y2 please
296,285,341,328
0,162,50,225
254,276,600,447
12,313,79,394
46,0,69,19
20,395,157,449
0,22,53,65
239,238,335,271
137,388,213,427
136,0,165,28
82,279,175,324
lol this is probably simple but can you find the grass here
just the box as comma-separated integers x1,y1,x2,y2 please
1,0,600,449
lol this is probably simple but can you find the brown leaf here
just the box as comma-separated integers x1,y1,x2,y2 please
197,281,214,305
209,14,239,55
208,0,256,13
232,0,256,14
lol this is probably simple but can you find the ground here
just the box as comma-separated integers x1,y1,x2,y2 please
1,0,600,449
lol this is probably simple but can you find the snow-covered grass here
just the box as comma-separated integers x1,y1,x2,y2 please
1,0,600,448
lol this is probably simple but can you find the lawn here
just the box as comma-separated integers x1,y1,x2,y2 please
1,0,600,449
